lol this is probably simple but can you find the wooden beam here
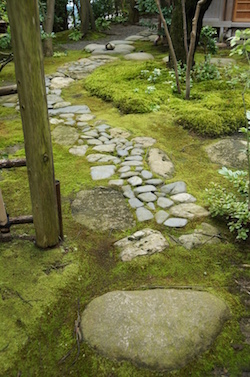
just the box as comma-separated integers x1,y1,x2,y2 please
7,0,60,248
0,84,17,96
0,158,26,169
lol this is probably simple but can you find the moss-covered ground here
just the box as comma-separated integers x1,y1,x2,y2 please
0,38,250,376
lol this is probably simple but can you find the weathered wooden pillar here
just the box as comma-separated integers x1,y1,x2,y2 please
7,0,59,248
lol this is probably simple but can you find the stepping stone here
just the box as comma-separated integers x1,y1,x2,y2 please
130,148,144,155
125,35,145,41
84,130,99,137
47,94,63,104
119,166,130,173
157,197,174,209
108,179,124,186
117,149,129,157
95,124,110,132
77,114,95,122
136,207,154,222
148,148,175,179
49,118,63,125
93,144,116,153
129,198,144,208
131,136,156,148
115,228,169,261
146,178,163,185
109,127,131,139
205,139,247,169
123,187,135,199
127,176,143,186
170,193,196,203
164,218,188,228
53,101,71,109
50,76,74,89
169,204,210,220
137,192,157,202
51,125,79,146
134,185,157,194
161,181,187,195
49,105,91,115
65,120,76,126
87,139,103,145
120,171,138,179
125,155,143,161
179,223,221,250
81,290,230,371
69,145,88,156
155,210,169,224
147,202,155,210
124,52,154,61
121,161,143,167
141,170,153,179
90,165,116,180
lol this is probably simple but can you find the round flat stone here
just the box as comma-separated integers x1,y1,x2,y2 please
87,139,103,145
119,166,131,173
136,207,154,222
90,165,116,180
117,149,129,157
164,218,188,228
93,144,116,153
141,170,153,179
127,176,143,186
120,171,138,179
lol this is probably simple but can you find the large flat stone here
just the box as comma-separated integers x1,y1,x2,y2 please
90,165,116,180
148,148,175,179
51,125,79,146
49,105,91,115
169,203,210,220
81,290,230,371
205,139,247,169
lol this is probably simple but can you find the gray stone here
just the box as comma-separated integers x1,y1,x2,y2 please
92,45,135,55
161,181,187,195
127,176,143,186
69,145,88,156
121,161,143,167
157,197,174,209
109,127,131,139
125,155,143,161
124,52,154,61
65,120,76,126
49,105,91,115
136,207,154,222
50,77,74,89
179,223,221,250
51,125,79,145
90,165,116,180
95,124,110,132
99,136,109,142
49,118,63,125
115,228,168,261
130,148,144,155
53,101,72,109
205,139,247,169
170,193,196,203
81,289,230,371
138,192,157,202
108,179,124,186
134,185,157,194
141,170,153,179
128,197,144,208
47,94,64,105
120,171,138,179
131,136,156,148
123,189,135,199
155,210,169,224
117,149,129,157
125,35,145,41
59,113,75,118
164,218,188,228
147,202,155,210
77,114,95,122
72,187,135,231
169,204,210,220
146,178,163,185
119,166,130,173
148,148,175,179
87,139,103,146
93,144,116,153
84,130,99,137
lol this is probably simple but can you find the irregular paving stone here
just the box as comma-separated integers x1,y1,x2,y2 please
53,101,72,109
93,144,116,153
157,197,174,209
134,185,157,194
108,179,124,186
161,181,187,195
81,289,230,371
49,118,63,125
131,148,144,155
50,76,74,89
92,45,135,56
141,170,153,179
115,228,169,261
84,130,99,137
125,35,145,41
147,202,155,210
120,171,138,179
47,94,63,104
90,165,116,180
169,204,210,220
205,139,247,169
146,178,163,185
178,223,221,250
72,187,135,231
170,193,197,203
69,145,88,156
164,218,188,228
137,192,157,202
121,161,143,167
117,149,129,157
124,52,154,61
77,114,95,122
95,124,110,132
51,125,79,146
119,166,131,173
125,155,143,161
109,127,131,139
129,198,144,208
148,148,175,179
49,105,91,115
136,207,154,222
65,120,76,126
87,139,103,145
131,136,156,148
155,210,169,224
127,176,143,186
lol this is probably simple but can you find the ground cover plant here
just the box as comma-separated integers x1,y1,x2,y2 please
0,32,250,377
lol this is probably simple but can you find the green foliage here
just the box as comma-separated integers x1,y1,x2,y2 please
0,28,11,50
68,28,83,41
95,17,111,32
230,28,250,57
192,55,220,82
206,167,250,240
199,26,218,56
0,0,8,23
92,0,115,19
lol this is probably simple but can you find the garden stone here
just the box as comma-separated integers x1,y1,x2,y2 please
123,189,135,199
90,165,116,180
164,218,188,228
134,185,157,194
136,207,154,222
157,197,174,209
161,181,187,195
131,136,156,148
124,52,154,61
120,172,138,179
131,148,144,155
108,179,124,186
109,127,131,139
155,210,169,224
125,35,145,41
169,204,210,220
81,290,230,371
125,155,143,161
93,144,116,153
84,130,99,137
49,105,91,115
147,202,155,210
146,179,163,185
205,139,247,169
46,94,63,104
170,193,197,203
148,148,175,179
137,192,157,202
49,118,63,125
72,187,135,231
77,114,95,122
53,101,72,109
95,124,110,132
69,145,88,156
59,113,75,118
178,223,221,250
51,125,79,146
117,149,129,157
65,120,76,126
86,139,103,145
50,76,74,89
141,170,153,179
115,228,168,261
129,198,144,208
119,166,131,173
109,40,134,45
127,176,143,186
121,161,143,167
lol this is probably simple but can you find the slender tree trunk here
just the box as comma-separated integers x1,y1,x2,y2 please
89,1,96,31
128,0,139,24
80,0,90,34
186,0,206,99
182,0,189,61
43,0,55,57
155,0,181,94
7,0,60,248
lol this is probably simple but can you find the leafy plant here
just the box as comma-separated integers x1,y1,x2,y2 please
68,28,83,41
95,17,111,32
192,55,220,82
0,30,11,50
199,26,218,57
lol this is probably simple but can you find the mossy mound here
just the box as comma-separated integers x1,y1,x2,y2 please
85,60,249,136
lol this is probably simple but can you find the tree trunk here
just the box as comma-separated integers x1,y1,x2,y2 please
43,0,56,57
54,0,68,32
7,0,60,248
80,0,90,35
89,1,96,31
128,0,139,24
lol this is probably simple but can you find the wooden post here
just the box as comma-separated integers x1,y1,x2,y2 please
7,0,59,248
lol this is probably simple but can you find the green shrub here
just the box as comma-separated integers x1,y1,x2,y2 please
68,28,83,41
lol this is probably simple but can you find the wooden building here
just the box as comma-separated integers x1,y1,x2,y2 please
203,0,250,40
